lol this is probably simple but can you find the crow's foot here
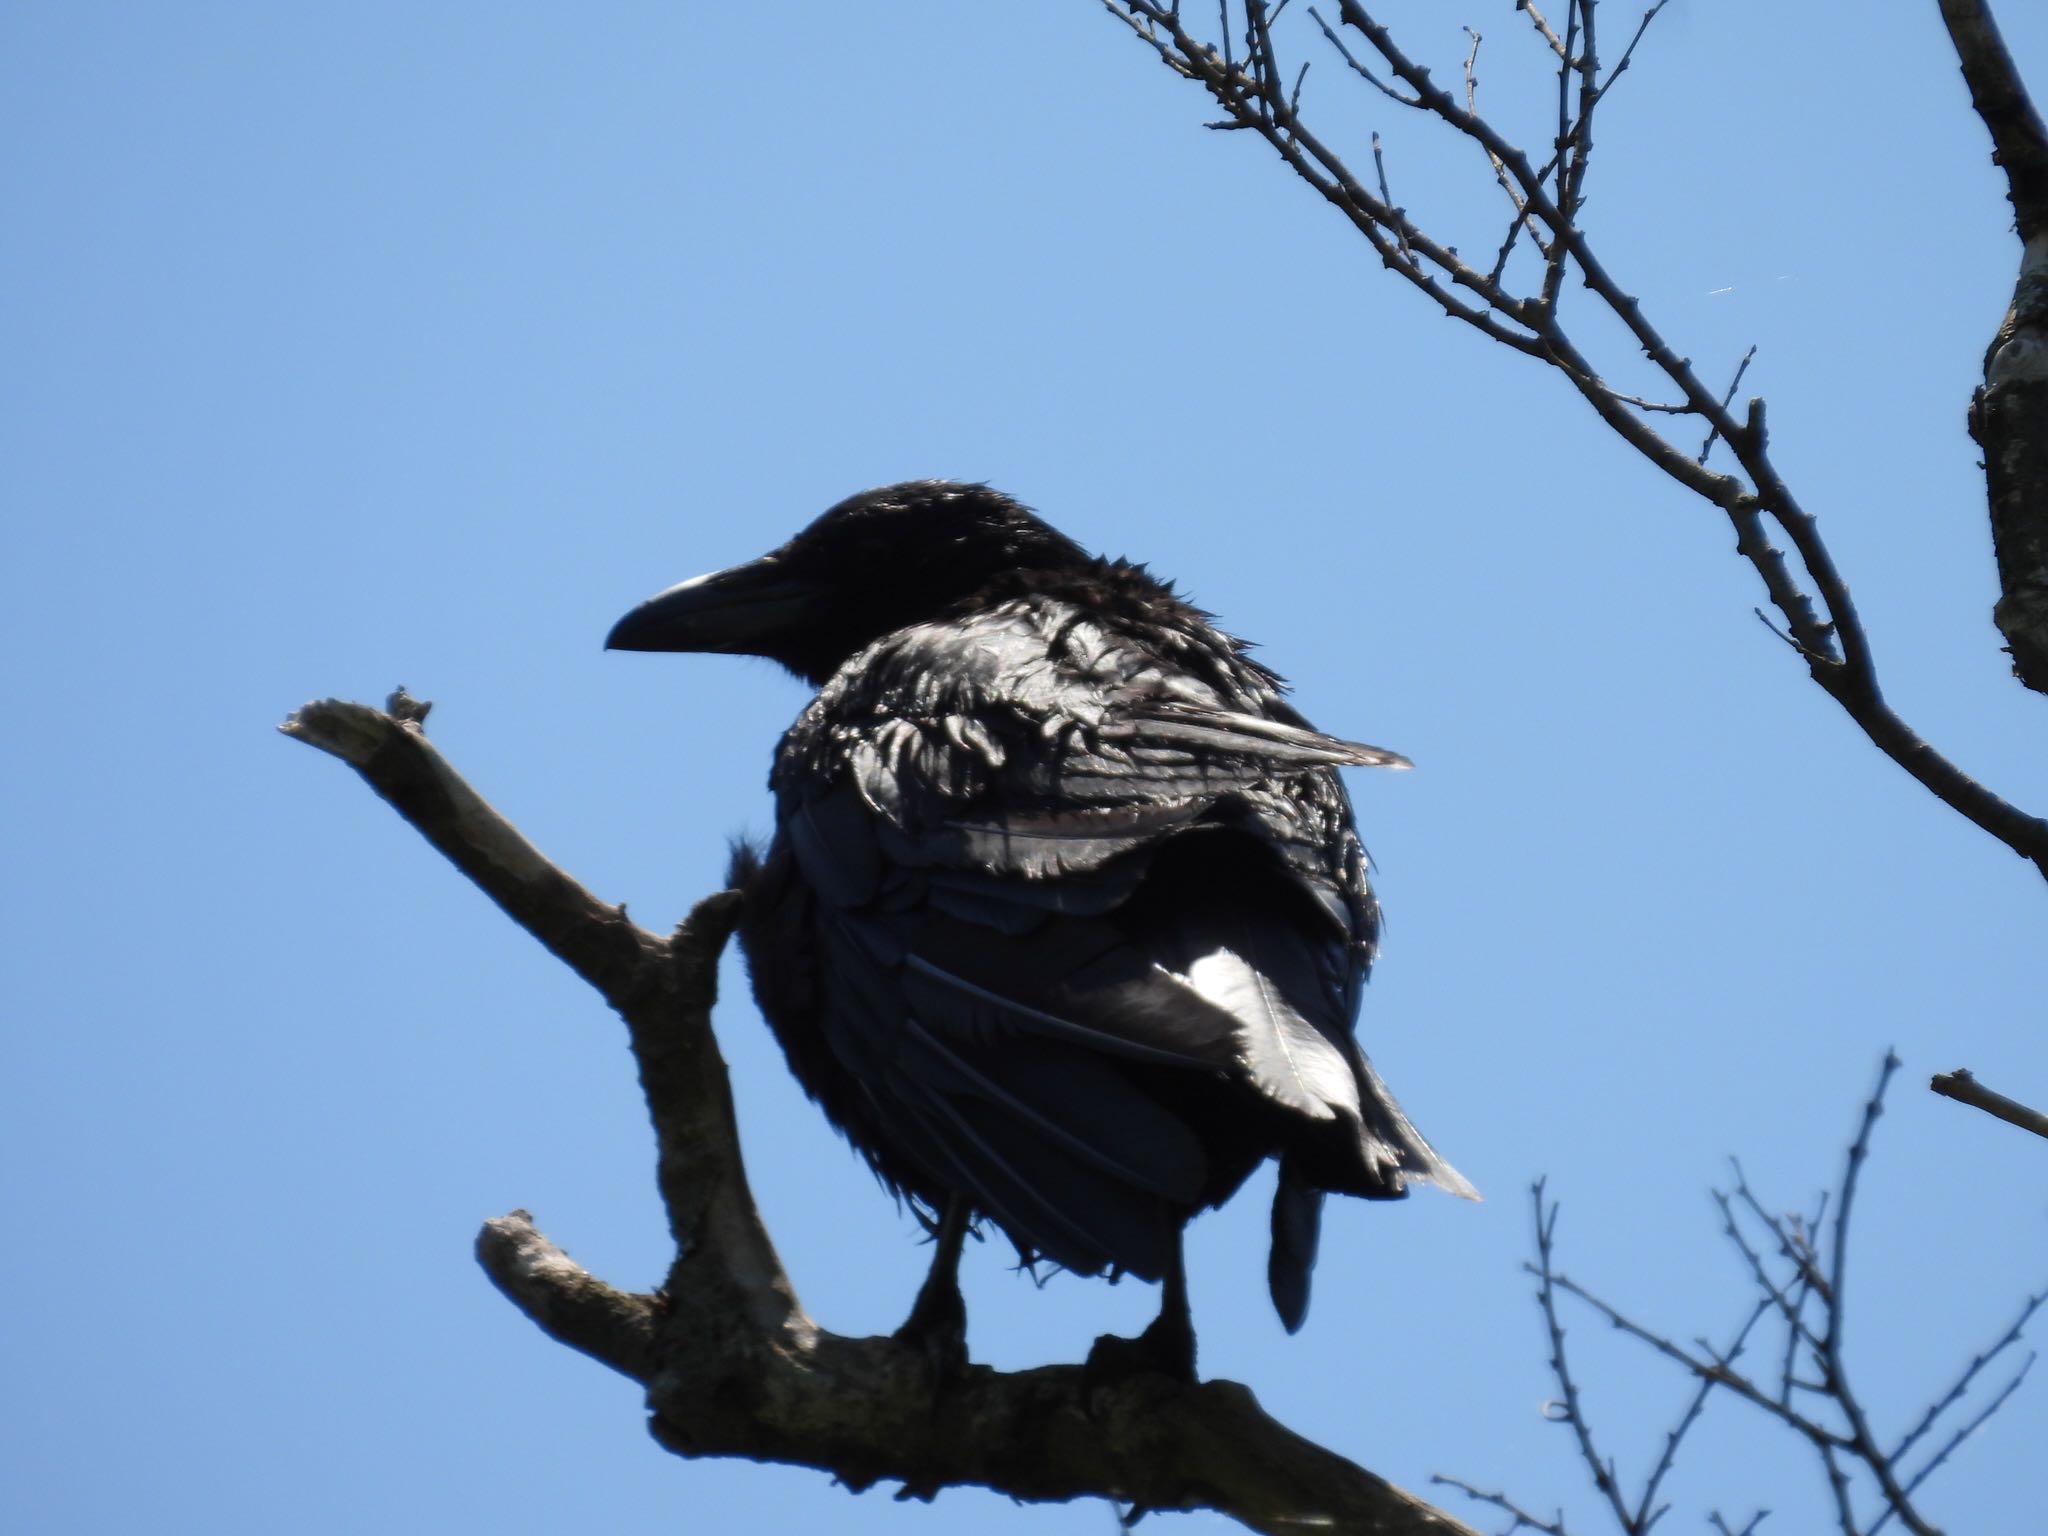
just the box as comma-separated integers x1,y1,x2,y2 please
893,1268,969,1382
1083,1306,1197,1393
894,1195,971,1383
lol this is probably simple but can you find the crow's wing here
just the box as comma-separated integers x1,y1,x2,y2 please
775,601,1469,1294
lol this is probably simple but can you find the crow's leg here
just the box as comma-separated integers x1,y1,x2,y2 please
893,1194,969,1377
1085,1235,1197,1388
1138,1239,1197,1380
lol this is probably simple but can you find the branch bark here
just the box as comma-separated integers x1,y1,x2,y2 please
1938,0,2048,693
1101,0,2048,882
280,693,1479,1536
1930,1067,2048,1142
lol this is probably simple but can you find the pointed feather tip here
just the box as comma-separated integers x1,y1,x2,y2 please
1267,1241,1311,1333
1334,738,1412,770
1269,1168,1322,1332
1271,1280,1309,1335
725,835,766,888
1424,1162,1483,1202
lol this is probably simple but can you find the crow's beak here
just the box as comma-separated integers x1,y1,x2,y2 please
604,554,819,654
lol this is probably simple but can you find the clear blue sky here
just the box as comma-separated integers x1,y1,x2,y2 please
4,3,2043,1532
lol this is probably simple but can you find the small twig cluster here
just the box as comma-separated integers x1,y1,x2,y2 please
1101,0,2048,879
1432,1055,2043,1536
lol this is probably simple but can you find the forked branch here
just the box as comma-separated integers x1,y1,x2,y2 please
1432,1058,2042,1536
1102,0,2048,876
279,693,1479,1536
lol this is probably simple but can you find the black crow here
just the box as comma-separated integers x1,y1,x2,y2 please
607,481,1471,1378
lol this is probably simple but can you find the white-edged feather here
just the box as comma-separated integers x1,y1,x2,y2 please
1179,947,1361,1120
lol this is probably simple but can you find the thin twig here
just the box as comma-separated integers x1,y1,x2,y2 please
1591,2,1669,108
1430,1475,1572,1536
1465,24,1551,288
1729,1160,1831,1299
1531,1183,1636,1531
1306,4,1420,106
1713,1187,1819,1348
1889,1288,2048,1468
1539,0,1580,313
1697,345,1758,463
1564,0,1599,222
1882,1354,2035,1530
1415,1054,2040,1533
1248,0,1283,124
1811,1056,1944,1536
1518,1,1568,61
1605,389,1695,415
1776,1190,1828,1409
1631,1300,1768,1532
1372,132,1410,261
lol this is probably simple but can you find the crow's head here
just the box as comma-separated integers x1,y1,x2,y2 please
606,481,1092,683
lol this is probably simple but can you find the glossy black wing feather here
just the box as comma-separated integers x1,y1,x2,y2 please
875,800,1211,881
812,907,1201,1277
895,1018,1208,1208
748,593,1468,1310
897,1083,1178,1278
894,905,1245,1072
1101,707,1411,772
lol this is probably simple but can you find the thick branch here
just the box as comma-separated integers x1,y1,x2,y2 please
1930,1067,2048,1141
279,694,793,1314
1938,0,2048,243
284,694,1478,1536
477,1211,660,1380
1937,0,2048,693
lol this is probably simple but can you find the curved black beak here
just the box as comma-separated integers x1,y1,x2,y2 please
605,554,820,655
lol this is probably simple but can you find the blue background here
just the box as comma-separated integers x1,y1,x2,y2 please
4,3,2043,1532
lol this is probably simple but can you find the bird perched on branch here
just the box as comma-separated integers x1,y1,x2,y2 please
607,481,1471,1380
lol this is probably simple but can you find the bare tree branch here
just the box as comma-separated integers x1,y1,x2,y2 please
1874,1351,2035,1535
280,693,1482,1536
1517,2,1568,62
476,1212,661,1381
1938,0,2048,244
1938,0,2048,693
1930,1067,2048,1141
1432,1059,2040,1536
1698,346,1758,465
1888,1288,2045,1477
1100,0,2048,881
1429,1472,1570,1535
